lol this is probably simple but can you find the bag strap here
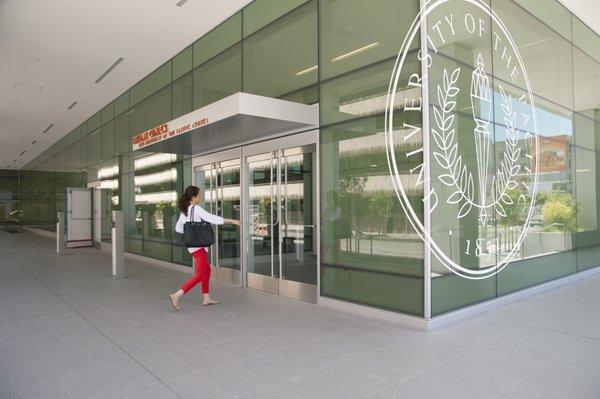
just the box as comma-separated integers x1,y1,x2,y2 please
189,205,202,223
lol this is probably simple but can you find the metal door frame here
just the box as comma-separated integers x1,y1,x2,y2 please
242,130,319,303
193,147,243,286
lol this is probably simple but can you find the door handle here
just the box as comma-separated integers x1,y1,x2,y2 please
303,225,315,228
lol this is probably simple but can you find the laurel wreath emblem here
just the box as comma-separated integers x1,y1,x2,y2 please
494,85,522,217
432,69,522,220
431,67,475,218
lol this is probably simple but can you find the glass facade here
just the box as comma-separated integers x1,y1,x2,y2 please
4,0,597,319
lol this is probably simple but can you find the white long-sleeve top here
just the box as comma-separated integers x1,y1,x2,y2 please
175,204,224,253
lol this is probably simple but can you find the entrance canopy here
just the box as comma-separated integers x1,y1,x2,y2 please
131,92,318,155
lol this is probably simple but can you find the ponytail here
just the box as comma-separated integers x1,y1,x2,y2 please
178,185,200,216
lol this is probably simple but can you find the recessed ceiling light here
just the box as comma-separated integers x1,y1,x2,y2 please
68,101,78,110
42,124,54,134
95,57,124,83
176,0,188,6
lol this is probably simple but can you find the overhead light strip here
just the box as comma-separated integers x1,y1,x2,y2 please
95,57,124,83
295,65,318,76
331,42,380,63
42,123,54,134
176,0,188,6
19,151,26,157
31,140,37,145
68,101,78,110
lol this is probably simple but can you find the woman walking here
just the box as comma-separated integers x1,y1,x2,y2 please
169,185,239,310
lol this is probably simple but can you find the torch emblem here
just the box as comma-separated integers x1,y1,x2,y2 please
470,53,493,226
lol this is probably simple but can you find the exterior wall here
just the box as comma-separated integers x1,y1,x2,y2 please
11,0,600,318
0,170,87,231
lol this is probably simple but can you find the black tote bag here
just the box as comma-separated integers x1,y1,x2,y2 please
183,206,215,247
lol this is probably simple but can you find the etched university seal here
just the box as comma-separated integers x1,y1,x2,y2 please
386,0,540,279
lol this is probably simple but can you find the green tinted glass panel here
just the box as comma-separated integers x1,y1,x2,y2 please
573,44,600,123
243,0,308,37
115,92,130,116
101,102,115,124
88,112,102,133
173,46,192,81
66,140,82,171
193,12,241,67
79,135,88,168
320,0,419,81
130,87,172,141
114,112,130,155
511,0,572,40
172,72,192,118
576,149,600,271
87,128,101,166
573,16,600,63
320,113,424,315
192,44,241,109
320,55,419,126
130,62,172,106
494,0,573,109
101,120,115,161
243,1,317,102
498,253,577,295
66,127,79,146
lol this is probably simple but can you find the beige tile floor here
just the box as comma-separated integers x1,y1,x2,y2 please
1,230,599,398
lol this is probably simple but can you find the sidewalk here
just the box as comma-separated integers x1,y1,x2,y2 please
1,230,599,398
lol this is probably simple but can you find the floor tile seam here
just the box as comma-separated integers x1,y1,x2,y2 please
0,310,74,326
519,323,600,343
17,264,183,399
38,340,74,399
89,360,134,397
1,353,17,395
391,338,484,386
489,361,567,399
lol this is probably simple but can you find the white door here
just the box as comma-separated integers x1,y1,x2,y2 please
67,188,93,248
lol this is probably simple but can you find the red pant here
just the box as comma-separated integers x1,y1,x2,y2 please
181,249,211,294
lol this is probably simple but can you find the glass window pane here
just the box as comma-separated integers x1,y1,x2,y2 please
88,112,102,133
573,47,600,116
243,0,308,38
132,159,180,262
130,62,172,106
172,46,192,81
321,114,424,315
193,12,241,67
511,0,572,41
0,170,19,224
130,87,172,142
114,112,131,156
575,149,600,271
172,72,192,118
573,15,600,63
192,44,241,109
494,0,573,109
101,120,115,161
320,0,419,81
243,1,317,102
115,91,130,116
101,102,115,124
87,128,102,166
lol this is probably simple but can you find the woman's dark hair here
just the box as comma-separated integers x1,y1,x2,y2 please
178,185,200,216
